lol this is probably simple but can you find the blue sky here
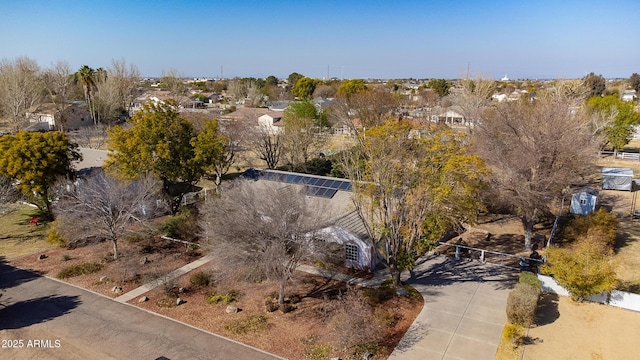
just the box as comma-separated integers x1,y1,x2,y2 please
1,0,638,79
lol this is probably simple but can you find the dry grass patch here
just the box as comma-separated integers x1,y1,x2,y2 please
0,204,54,259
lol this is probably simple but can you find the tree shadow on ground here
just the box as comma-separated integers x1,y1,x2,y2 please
299,275,351,300
536,292,560,326
411,255,518,291
522,335,543,346
0,256,41,290
0,294,81,330
389,319,429,353
615,220,640,251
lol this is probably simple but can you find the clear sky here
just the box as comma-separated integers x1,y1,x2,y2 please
1,0,638,80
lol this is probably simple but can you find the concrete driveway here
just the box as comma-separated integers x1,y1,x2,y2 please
0,260,282,360
389,255,517,360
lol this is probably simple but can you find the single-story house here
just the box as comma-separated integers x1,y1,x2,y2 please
257,112,284,134
26,103,92,131
242,168,378,271
602,167,634,191
570,188,598,215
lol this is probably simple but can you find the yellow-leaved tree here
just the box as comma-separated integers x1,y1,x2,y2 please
0,131,81,219
342,120,488,286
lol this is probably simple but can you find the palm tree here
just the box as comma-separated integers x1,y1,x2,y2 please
74,65,97,124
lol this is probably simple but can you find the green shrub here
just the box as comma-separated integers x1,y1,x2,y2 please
289,294,301,304
61,254,72,262
189,271,212,287
46,227,66,247
56,262,103,279
264,296,279,312
506,283,540,327
162,208,199,241
303,343,332,360
207,290,237,305
503,323,524,347
562,209,618,250
124,234,144,243
279,303,296,313
519,271,542,290
543,235,618,301
156,295,178,308
362,280,395,305
224,315,269,335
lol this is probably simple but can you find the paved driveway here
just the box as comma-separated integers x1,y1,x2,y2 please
389,255,517,360
0,260,282,360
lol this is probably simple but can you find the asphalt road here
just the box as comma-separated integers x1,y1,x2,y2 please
0,260,283,360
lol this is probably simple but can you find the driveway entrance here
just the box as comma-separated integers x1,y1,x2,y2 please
389,255,516,360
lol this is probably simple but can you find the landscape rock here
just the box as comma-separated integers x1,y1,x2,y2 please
138,296,148,303
140,256,149,265
37,254,47,261
225,305,239,313
176,297,184,305
178,287,186,293
396,288,409,297
111,286,123,294
99,276,108,283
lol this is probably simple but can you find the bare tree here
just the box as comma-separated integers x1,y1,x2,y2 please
69,124,108,149
281,101,328,171
248,124,283,169
54,172,162,260
94,59,141,124
226,78,248,105
42,61,73,132
160,68,187,106
0,175,21,213
451,75,496,130
330,87,400,144
200,180,333,305
472,94,597,249
0,57,42,131
329,288,381,351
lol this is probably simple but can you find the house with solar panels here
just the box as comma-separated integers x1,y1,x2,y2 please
242,168,378,271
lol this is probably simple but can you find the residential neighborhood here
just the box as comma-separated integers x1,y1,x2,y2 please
2,2,640,360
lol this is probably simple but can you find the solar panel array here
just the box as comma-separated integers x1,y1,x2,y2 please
259,171,352,198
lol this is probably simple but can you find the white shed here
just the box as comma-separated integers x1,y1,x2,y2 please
602,167,634,191
570,188,598,215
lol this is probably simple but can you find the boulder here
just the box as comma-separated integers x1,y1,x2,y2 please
176,297,184,305
225,305,239,313
37,254,48,261
99,276,108,283
140,256,149,265
138,296,148,303
111,286,123,294
396,288,409,297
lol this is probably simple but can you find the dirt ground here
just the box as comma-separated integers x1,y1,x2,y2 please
9,238,422,360
522,294,640,360
11,236,199,299
489,164,640,360
131,268,422,360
